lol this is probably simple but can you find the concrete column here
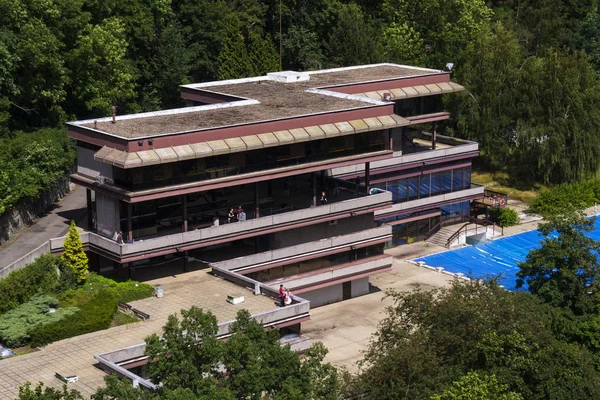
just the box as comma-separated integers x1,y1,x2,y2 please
255,182,260,218
95,193,120,238
127,203,133,242
320,170,326,191
311,172,317,207
86,188,93,231
388,129,393,151
432,122,437,150
365,163,371,194
182,195,188,232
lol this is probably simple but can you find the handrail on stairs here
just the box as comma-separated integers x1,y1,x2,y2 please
444,217,503,248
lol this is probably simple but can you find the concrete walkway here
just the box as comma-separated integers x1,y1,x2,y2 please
0,266,274,399
0,185,87,269
303,243,452,373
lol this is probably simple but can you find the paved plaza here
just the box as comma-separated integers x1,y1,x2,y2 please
0,265,275,399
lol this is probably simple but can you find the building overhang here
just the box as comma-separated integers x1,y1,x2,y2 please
74,150,394,203
93,114,408,169
353,81,465,101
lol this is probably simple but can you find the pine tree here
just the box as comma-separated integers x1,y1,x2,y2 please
61,220,88,283
217,16,254,80
248,30,279,76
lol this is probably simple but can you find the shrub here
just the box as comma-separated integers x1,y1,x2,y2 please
61,220,88,283
489,207,520,227
0,254,62,314
29,289,118,347
0,295,78,348
530,180,599,217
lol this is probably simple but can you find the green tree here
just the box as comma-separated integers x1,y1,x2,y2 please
248,30,279,76
517,214,600,315
218,16,254,79
446,23,524,170
144,307,338,399
18,382,84,400
431,372,523,400
346,279,600,400
61,220,88,283
325,2,383,67
68,17,136,117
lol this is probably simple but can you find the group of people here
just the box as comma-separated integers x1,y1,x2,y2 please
227,207,247,223
279,284,293,306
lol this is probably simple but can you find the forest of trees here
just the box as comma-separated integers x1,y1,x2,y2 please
3,0,600,191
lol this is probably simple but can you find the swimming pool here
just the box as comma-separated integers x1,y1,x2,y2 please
413,218,600,291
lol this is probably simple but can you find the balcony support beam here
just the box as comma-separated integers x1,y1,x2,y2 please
432,122,437,150
365,162,371,194
127,203,133,242
86,188,93,231
182,195,188,232
312,172,317,207
255,182,260,218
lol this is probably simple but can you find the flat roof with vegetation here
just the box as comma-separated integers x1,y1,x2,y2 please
69,64,446,139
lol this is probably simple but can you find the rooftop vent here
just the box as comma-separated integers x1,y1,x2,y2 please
267,71,310,83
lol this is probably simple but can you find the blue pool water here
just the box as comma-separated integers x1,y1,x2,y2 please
413,218,600,291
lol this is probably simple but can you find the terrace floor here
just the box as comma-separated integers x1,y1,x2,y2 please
0,260,276,399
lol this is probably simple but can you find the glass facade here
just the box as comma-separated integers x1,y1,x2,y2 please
374,166,471,203
385,201,471,247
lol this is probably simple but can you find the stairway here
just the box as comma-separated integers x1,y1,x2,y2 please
427,223,468,248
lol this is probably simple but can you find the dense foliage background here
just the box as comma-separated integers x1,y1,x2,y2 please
2,0,600,199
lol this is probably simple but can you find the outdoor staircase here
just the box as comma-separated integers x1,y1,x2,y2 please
427,223,469,248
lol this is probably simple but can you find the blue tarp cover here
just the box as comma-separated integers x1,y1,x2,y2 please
413,219,600,291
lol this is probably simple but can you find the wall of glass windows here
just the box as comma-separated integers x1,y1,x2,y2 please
383,201,471,247
112,131,387,191
373,166,471,203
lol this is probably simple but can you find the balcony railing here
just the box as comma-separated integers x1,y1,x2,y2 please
375,184,484,217
211,225,392,272
330,132,478,177
42,189,392,263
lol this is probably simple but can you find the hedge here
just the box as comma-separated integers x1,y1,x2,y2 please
0,254,63,314
27,275,154,347
29,288,118,347
0,295,78,348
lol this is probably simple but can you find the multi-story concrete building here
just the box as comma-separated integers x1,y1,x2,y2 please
67,63,480,306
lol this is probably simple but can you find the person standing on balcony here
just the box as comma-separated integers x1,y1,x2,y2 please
228,208,236,223
279,285,286,307
238,208,247,221
320,191,328,205
116,231,124,245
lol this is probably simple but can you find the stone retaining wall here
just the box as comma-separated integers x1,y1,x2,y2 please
0,175,71,245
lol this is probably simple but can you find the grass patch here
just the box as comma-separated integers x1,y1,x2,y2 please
112,312,139,327
472,169,545,204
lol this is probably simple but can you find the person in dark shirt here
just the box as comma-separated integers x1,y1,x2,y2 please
320,191,328,205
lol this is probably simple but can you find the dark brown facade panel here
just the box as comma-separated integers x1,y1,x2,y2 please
179,87,246,104
293,264,392,293
131,105,395,152
325,73,450,95
236,238,391,275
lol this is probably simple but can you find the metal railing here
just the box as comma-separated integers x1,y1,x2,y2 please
445,217,503,248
